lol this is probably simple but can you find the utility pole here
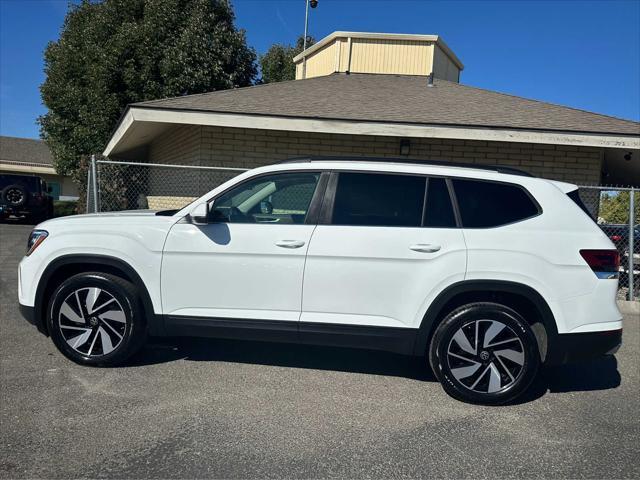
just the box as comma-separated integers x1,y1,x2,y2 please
302,0,318,79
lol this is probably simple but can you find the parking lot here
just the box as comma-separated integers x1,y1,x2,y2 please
0,222,638,479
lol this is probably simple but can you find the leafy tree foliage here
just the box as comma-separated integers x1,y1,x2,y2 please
259,36,315,84
599,191,640,224
39,0,257,178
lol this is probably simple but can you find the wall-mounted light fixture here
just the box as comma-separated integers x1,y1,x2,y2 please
400,139,411,156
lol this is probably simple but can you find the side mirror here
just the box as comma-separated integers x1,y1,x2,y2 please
47,186,53,193
189,203,209,225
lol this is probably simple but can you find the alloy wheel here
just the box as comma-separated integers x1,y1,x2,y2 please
446,319,525,394
58,287,127,357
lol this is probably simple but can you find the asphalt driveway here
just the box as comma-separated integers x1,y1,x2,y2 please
0,222,638,479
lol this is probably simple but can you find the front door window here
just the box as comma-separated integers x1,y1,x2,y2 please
211,172,320,225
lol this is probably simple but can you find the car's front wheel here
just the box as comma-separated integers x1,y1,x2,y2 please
429,302,540,405
47,272,146,366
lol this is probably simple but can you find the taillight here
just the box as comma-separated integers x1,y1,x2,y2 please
610,235,622,242
580,249,620,278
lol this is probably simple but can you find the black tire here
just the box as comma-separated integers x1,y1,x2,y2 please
1,184,28,207
429,302,540,405
47,272,147,366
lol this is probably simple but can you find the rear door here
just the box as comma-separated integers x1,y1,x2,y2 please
301,171,467,330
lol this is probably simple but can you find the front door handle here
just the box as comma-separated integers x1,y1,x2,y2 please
275,240,306,249
409,244,441,253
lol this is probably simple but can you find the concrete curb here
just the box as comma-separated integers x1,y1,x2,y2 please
617,300,640,316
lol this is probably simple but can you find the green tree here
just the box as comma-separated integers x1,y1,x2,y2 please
39,0,257,179
259,35,315,84
599,191,640,224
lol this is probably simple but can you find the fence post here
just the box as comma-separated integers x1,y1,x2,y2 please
86,164,91,213
629,188,635,301
91,154,99,213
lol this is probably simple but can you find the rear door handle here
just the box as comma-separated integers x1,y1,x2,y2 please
409,244,441,253
275,240,306,249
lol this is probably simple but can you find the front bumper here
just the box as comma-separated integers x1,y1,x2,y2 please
546,328,622,365
19,303,48,336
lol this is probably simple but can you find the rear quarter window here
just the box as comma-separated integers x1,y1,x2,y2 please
452,179,540,228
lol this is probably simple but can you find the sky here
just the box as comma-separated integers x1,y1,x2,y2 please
1,0,639,139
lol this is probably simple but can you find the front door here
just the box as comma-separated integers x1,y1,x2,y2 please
162,171,323,322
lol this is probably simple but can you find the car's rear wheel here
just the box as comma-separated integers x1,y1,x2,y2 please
47,272,146,366
429,302,539,405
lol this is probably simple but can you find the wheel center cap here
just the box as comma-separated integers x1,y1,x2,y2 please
479,350,490,361
89,317,99,327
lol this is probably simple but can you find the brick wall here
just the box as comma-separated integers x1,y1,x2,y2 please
148,125,603,185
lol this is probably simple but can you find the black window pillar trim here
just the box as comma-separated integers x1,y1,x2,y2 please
445,178,463,228
318,171,339,225
304,171,330,225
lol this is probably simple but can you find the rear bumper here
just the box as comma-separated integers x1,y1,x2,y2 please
0,204,47,218
19,302,48,336
546,328,622,365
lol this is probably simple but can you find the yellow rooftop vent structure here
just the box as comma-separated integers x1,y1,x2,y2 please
293,31,464,81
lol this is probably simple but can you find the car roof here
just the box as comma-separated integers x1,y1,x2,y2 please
278,156,534,177
252,157,560,188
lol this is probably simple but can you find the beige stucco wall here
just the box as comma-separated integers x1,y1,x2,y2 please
147,125,603,185
433,44,460,82
300,41,337,79
40,173,78,198
348,39,433,76
295,35,460,80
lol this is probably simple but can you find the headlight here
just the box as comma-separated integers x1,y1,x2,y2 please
27,230,48,256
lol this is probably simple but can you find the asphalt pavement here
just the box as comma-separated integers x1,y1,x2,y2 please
0,222,638,479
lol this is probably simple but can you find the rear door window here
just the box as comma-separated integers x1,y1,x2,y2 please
331,172,426,227
452,179,540,228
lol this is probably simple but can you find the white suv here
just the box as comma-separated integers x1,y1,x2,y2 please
18,158,623,404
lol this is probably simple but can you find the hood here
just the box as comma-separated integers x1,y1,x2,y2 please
77,209,160,218
35,209,177,229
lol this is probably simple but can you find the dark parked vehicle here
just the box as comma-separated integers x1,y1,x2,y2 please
600,223,640,270
0,174,53,223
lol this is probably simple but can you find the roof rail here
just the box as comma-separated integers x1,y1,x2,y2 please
278,156,534,177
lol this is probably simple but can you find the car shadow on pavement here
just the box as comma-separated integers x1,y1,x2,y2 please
510,356,621,405
130,336,435,381
128,337,622,402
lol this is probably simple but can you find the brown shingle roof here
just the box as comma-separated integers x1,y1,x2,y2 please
132,74,640,136
0,136,53,166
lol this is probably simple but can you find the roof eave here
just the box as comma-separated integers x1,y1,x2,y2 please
103,106,640,157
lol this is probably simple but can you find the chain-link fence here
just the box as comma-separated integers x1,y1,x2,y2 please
87,158,638,300
87,158,246,213
577,186,638,301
